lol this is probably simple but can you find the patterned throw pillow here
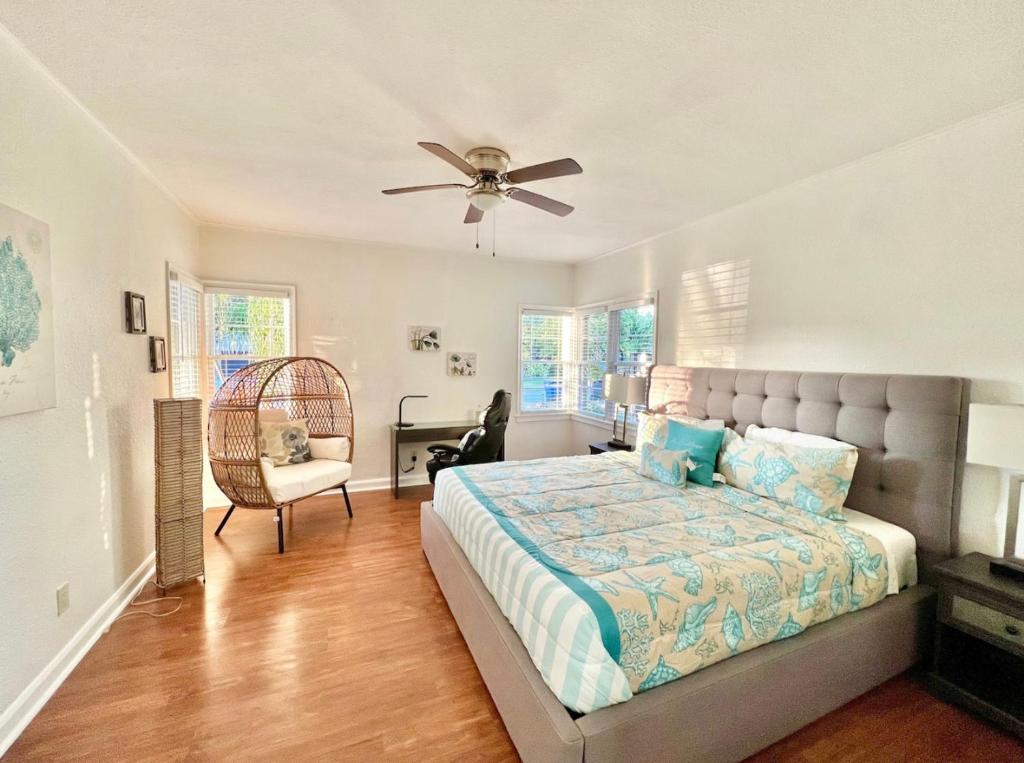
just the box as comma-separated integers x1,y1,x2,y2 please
260,418,313,466
638,443,693,487
636,411,669,451
718,435,858,521
663,420,725,487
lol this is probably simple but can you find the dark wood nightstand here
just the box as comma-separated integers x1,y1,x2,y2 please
929,552,1024,739
588,441,633,455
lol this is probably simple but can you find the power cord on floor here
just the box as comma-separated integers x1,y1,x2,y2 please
111,580,182,623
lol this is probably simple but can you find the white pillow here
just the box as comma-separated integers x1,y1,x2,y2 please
667,414,726,431
309,436,351,462
744,425,855,451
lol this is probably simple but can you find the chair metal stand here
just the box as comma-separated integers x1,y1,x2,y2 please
341,484,353,518
215,504,235,536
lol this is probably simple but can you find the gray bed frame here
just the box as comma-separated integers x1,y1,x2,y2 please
421,366,969,762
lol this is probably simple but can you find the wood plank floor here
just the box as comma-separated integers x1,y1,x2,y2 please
7,487,1023,761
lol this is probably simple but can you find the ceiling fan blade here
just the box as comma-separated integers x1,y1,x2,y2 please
417,142,478,177
505,158,582,184
381,183,468,195
464,204,484,224
507,188,574,217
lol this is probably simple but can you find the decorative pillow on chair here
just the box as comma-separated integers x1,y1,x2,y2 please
638,443,693,487
260,418,313,466
718,435,858,521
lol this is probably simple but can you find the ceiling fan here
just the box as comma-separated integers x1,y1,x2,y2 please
382,142,582,224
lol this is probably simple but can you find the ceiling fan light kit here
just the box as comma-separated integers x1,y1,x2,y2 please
382,141,583,240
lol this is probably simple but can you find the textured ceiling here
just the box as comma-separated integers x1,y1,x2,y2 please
2,1,1022,262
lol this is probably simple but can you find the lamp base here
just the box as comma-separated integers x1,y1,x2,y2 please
990,556,1024,582
395,422,413,429
606,438,631,450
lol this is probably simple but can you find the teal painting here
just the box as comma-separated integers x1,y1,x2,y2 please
0,203,55,418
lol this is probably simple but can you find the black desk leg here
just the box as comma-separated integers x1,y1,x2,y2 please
392,429,400,499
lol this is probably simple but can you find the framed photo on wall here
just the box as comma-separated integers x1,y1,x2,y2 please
150,336,167,372
125,291,147,334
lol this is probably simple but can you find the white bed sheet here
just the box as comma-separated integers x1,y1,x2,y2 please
843,508,918,594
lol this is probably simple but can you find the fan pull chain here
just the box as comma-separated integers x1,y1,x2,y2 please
492,209,497,257
475,222,479,250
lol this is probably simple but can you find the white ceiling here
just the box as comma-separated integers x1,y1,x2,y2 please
2,1,1022,263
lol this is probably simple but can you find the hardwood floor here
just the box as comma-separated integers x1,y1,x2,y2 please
7,487,1023,761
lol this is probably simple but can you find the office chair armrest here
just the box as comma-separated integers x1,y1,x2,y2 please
426,444,462,456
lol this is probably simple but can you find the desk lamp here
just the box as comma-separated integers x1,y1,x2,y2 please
396,395,428,428
966,403,1024,580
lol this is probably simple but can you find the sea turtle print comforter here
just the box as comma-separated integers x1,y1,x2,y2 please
431,451,889,713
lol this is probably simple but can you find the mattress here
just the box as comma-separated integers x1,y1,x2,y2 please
432,451,893,713
844,508,918,594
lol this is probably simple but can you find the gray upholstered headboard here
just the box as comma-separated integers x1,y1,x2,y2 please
646,365,968,576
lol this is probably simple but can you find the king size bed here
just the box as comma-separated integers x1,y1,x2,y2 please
421,365,968,762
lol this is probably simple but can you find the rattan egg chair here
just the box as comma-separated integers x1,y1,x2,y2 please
208,356,355,553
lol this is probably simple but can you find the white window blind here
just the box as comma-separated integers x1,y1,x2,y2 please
575,309,609,418
168,271,203,398
519,308,572,413
205,285,293,394
571,296,656,422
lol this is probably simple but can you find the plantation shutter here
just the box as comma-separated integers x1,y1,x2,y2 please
168,271,203,399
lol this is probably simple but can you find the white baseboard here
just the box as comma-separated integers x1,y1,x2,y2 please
343,473,430,493
0,553,156,756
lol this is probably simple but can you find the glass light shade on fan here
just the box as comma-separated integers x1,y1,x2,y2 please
468,189,505,212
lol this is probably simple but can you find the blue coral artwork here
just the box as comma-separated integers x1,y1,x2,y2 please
0,203,56,418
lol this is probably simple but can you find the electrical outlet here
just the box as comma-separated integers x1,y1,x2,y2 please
56,582,70,616
411,452,418,463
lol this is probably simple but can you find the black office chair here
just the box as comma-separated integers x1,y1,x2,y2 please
426,389,511,484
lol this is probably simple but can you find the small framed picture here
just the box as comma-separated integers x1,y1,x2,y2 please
125,291,147,334
408,325,441,352
447,352,477,376
150,337,167,372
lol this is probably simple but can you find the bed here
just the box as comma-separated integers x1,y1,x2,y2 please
421,366,968,762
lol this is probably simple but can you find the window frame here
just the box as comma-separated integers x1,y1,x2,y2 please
164,268,297,401
515,292,658,424
571,292,658,427
516,304,574,420
202,280,297,395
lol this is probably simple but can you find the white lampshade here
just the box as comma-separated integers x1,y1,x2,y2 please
966,404,1024,470
604,374,646,406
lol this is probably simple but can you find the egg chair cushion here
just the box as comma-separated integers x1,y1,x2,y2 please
260,458,353,504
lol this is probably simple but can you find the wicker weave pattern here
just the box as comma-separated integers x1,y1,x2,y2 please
208,357,355,509
155,398,204,587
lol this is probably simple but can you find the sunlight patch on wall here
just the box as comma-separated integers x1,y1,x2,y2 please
676,259,751,368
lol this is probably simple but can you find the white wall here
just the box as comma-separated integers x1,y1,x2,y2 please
574,103,1024,556
198,225,573,498
0,27,199,732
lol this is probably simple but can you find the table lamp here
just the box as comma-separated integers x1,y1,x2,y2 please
604,373,646,450
396,395,427,428
966,403,1024,580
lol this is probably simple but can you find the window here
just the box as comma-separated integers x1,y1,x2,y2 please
168,270,203,398
519,308,572,413
517,295,656,419
204,284,294,394
574,296,657,423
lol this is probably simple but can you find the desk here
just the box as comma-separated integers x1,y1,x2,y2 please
390,420,478,498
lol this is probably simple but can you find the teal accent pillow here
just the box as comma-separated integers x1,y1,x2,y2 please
663,420,725,487
638,443,692,487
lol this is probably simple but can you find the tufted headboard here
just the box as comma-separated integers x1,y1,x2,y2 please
646,365,969,576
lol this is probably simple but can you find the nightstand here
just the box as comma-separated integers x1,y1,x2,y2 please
588,441,633,455
929,552,1024,739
